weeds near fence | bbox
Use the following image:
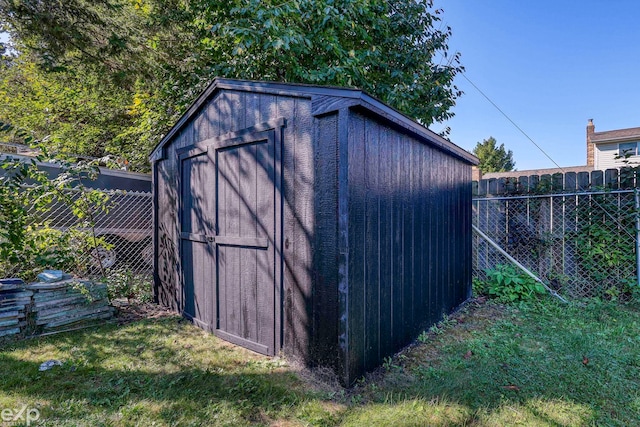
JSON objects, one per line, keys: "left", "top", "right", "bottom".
{"left": 483, "top": 264, "right": 546, "bottom": 302}
{"left": 474, "top": 169, "right": 640, "bottom": 301}
{"left": 103, "top": 268, "right": 153, "bottom": 302}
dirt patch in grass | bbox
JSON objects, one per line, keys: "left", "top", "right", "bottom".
{"left": 112, "top": 299, "right": 177, "bottom": 324}
{"left": 397, "top": 298, "right": 511, "bottom": 369}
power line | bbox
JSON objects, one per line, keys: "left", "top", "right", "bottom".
{"left": 386, "top": 2, "right": 637, "bottom": 275}
{"left": 460, "top": 72, "right": 564, "bottom": 172}
{"left": 461, "top": 71, "right": 635, "bottom": 240}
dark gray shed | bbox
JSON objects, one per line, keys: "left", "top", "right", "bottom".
{"left": 149, "top": 78, "right": 479, "bottom": 385}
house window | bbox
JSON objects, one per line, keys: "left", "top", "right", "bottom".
{"left": 619, "top": 142, "right": 639, "bottom": 157}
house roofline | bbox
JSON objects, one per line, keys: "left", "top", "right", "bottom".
{"left": 591, "top": 135, "right": 640, "bottom": 144}
{"left": 591, "top": 126, "right": 640, "bottom": 144}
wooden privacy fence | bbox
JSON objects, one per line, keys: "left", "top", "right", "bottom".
{"left": 474, "top": 167, "right": 640, "bottom": 196}
{"left": 473, "top": 168, "right": 640, "bottom": 299}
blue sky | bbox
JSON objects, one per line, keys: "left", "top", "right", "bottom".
{"left": 434, "top": 0, "right": 640, "bottom": 170}
{"left": 2, "top": 4, "right": 637, "bottom": 172}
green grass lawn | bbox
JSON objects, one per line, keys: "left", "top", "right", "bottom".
{"left": 1, "top": 299, "right": 639, "bottom": 426}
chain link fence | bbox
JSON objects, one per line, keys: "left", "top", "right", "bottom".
{"left": 2, "top": 187, "right": 152, "bottom": 281}
{"left": 473, "top": 190, "right": 639, "bottom": 299}
{"left": 7, "top": 170, "right": 639, "bottom": 301}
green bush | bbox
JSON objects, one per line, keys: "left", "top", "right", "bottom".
{"left": 0, "top": 224, "right": 70, "bottom": 281}
{"left": 484, "top": 264, "right": 546, "bottom": 302}
{"left": 0, "top": 142, "right": 115, "bottom": 280}
{"left": 103, "top": 268, "right": 153, "bottom": 302}
{"left": 472, "top": 277, "right": 488, "bottom": 297}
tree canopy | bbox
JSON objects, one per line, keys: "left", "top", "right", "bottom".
{"left": 473, "top": 137, "right": 515, "bottom": 173}
{"left": 0, "top": 0, "right": 463, "bottom": 171}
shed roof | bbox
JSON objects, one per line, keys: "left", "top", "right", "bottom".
{"left": 149, "top": 78, "right": 478, "bottom": 165}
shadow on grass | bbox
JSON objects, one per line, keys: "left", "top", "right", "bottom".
{"left": 0, "top": 317, "right": 337, "bottom": 426}
{"left": 342, "top": 300, "right": 640, "bottom": 426}
{"left": 0, "top": 356, "right": 304, "bottom": 424}
{"left": 1, "top": 302, "right": 639, "bottom": 426}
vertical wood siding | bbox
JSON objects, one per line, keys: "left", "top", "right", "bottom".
{"left": 155, "top": 90, "right": 315, "bottom": 360}
{"left": 179, "top": 153, "right": 215, "bottom": 328}
{"left": 311, "top": 113, "right": 340, "bottom": 368}
{"left": 154, "top": 87, "right": 473, "bottom": 386}
{"left": 155, "top": 128, "right": 191, "bottom": 313}
{"left": 345, "top": 110, "right": 472, "bottom": 384}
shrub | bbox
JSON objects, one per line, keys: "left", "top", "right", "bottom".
{"left": 484, "top": 264, "right": 546, "bottom": 302}
{"left": 103, "top": 268, "right": 153, "bottom": 302}
{"left": 0, "top": 144, "right": 115, "bottom": 280}
{"left": 472, "top": 277, "right": 488, "bottom": 297}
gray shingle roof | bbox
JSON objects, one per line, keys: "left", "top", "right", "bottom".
{"left": 591, "top": 127, "right": 640, "bottom": 143}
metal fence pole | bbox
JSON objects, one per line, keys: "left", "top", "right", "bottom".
{"left": 635, "top": 187, "right": 640, "bottom": 289}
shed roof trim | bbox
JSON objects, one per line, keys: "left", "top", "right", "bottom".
{"left": 149, "top": 78, "right": 478, "bottom": 165}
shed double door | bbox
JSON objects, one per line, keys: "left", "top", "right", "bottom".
{"left": 179, "top": 125, "right": 282, "bottom": 356}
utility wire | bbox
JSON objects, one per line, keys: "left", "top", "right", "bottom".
{"left": 461, "top": 71, "right": 636, "bottom": 240}
{"left": 460, "top": 72, "right": 564, "bottom": 171}
{"left": 387, "top": 2, "right": 637, "bottom": 288}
